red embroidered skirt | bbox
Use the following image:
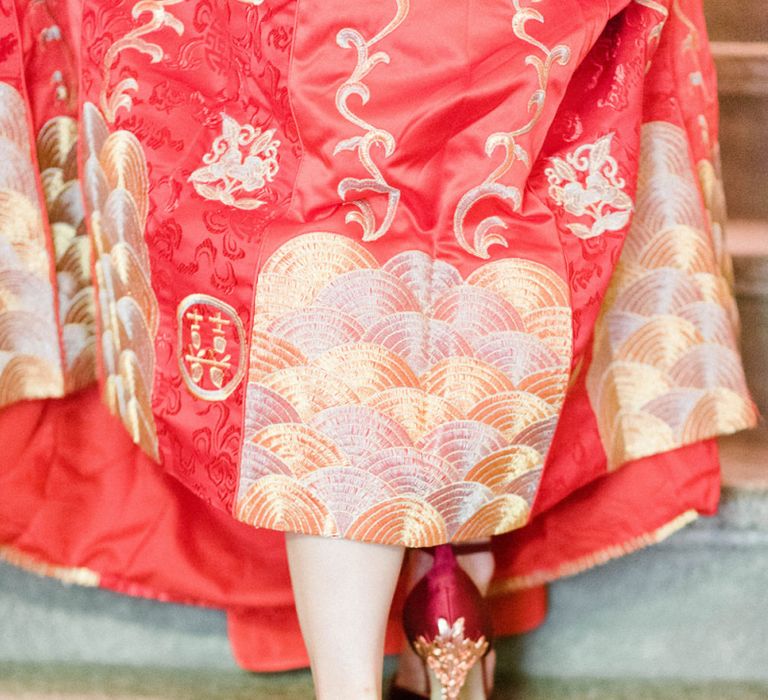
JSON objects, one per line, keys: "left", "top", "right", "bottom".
{"left": 0, "top": 0, "right": 757, "bottom": 670}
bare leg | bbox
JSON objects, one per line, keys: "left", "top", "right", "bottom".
{"left": 285, "top": 533, "right": 406, "bottom": 700}
{"left": 393, "top": 543, "right": 496, "bottom": 699}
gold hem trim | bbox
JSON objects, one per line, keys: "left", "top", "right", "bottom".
{"left": 488, "top": 508, "right": 699, "bottom": 597}
{"left": 0, "top": 544, "right": 100, "bottom": 587}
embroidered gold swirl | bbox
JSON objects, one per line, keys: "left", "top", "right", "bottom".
{"left": 100, "top": 0, "right": 184, "bottom": 123}
{"left": 0, "top": 83, "right": 64, "bottom": 407}
{"left": 333, "top": 0, "right": 409, "bottom": 241}
{"left": 453, "top": 0, "right": 571, "bottom": 259}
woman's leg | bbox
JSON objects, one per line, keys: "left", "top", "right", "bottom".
{"left": 285, "top": 533, "right": 406, "bottom": 700}
{"left": 393, "top": 544, "right": 497, "bottom": 699}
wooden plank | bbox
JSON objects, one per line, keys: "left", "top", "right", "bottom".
{"left": 718, "top": 93, "right": 768, "bottom": 220}
{"left": 727, "top": 219, "right": 768, "bottom": 258}
{"left": 704, "top": 0, "right": 768, "bottom": 43}
{"left": 713, "top": 42, "right": 768, "bottom": 96}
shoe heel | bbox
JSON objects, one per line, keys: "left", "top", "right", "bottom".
{"left": 412, "top": 618, "right": 489, "bottom": 700}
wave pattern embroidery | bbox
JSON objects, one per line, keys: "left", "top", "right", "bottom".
{"left": 238, "top": 233, "right": 572, "bottom": 546}
{"left": 333, "top": 0, "right": 409, "bottom": 241}
{"left": 545, "top": 133, "right": 633, "bottom": 239}
{"left": 586, "top": 121, "right": 757, "bottom": 469}
{"left": 453, "top": 0, "right": 571, "bottom": 259}
{"left": 0, "top": 83, "right": 64, "bottom": 407}
{"left": 37, "top": 116, "right": 97, "bottom": 392}
{"left": 188, "top": 113, "right": 280, "bottom": 209}
{"left": 83, "top": 103, "right": 160, "bottom": 459}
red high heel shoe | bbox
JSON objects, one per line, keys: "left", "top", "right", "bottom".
{"left": 395, "top": 544, "right": 494, "bottom": 700}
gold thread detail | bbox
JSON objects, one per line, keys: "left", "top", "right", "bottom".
{"left": 0, "top": 82, "right": 64, "bottom": 407}
{"left": 453, "top": 0, "right": 571, "bottom": 258}
{"left": 545, "top": 133, "right": 634, "bottom": 239}
{"left": 333, "top": 0, "right": 409, "bottom": 240}
{"left": 0, "top": 545, "right": 100, "bottom": 587}
{"left": 586, "top": 122, "right": 756, "bottom": 469}
{"left": 239, "top": 233, "right": 572, "bottom": 546}
{"left": 37, "top": 115, "right": 97, "bottom": 392}
{"left": 100, "top": 0, "right": 184, "bottom": 123}
{"left": 188, "top": 113, "right": 280, "bottom": 210}
{"left": 177, "top": 293, "right": 247, "bottom": 401}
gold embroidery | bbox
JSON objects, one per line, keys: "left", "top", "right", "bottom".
{"left": 100, "top": 0, "right": 184, "bottom": 123}
{"left": 177, "top": 293, "right": 247, "bottom": 401}
{"left": 0, "top": 545, "right": 100, "bottom": 588}
{"left": 239, "top": 233, "right": 572, "bottom": 546}
{"left": 634, "top": 0, "right": 669, "bottom": 62}
{"left": 0, "top": 82, "right": 64, "bottom": 407}
{"left": 37, "top": 116, "right": 97, "bottom": 392}
{"left": 453, "top": 0, "right": 571, "bottom": 259}
{"left": 188, "top": 114, "right": 280, "bottom": 209}
{"left": 586, "top": 122, "right": 756, "bottom": 469}
{"left": 333, "top": 0, "right": 409, "bottom": 240}
{"left": 84, "top": 102, "right": 159, "bottom": 459}
{"left": 545, "top": 133, "right": 634, "bottom": 239}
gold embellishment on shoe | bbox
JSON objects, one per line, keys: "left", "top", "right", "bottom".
{"left": 412, "top": 617, "right": 489, "bottom": 700}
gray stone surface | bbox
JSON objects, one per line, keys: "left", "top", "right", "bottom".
{"left": 1, "top": 663, "right": 768, "bottom": 700}
{"left": 0, "top": 564, "right": 235, "bottom": 670}
{"left": 1, "top": 496, "right": 768, "bottom": 683}
{"left": 498, "top": 520, "right": 768, "bottom": 681}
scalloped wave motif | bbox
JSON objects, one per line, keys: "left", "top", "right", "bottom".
{"left": 37, "top": 115, "right": 97, "bottom": 392}
{"left": 0, "top": 83, "right": 64, "bottom": 407}
{"left": 83, "top": 102, "right": 159, "bottom": 459}
{"left": 238, "top": 231, "right": 572, "bottom": 545}
{"left": 587, "top": 121, "right": 757, "bottom": 469}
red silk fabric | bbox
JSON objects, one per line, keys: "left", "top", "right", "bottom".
{"left": 0, "top": 0, "right": 754, "bottom": 670}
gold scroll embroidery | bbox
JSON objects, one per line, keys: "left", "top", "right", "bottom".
{"left": 453, "top": 0, "right": 571, "bottom": 259}
{"left": 188, "top": 114, "right": 280, "bottom": 209}
{"left": 545, "top": 133, "right": 634, "bottom": 239}
{"left": 99, "top": 0, "right": 184, "bottom": 123}
{"left": 333, "top": 0, "right": 409, "bottom": 241}
{"left": 0, "top": 82, "right": 64, "bottom": 407}
{"left": 586, "top": 121, "right": 757, "bottom": 469}
{"left": 238, "top": 232, "right": 572, "bottom": 546}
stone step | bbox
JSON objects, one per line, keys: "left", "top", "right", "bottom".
{"left": 729, "top": 221, "right": 768, "bottom": 416}
{"left": 1, "top": 664, "right": 767, "bottom": 700}
{"left": 0, "top": 474, "right": 766, "bottom": 684}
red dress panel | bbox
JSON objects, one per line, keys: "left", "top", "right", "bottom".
{"left": 0, "top": 0, "right": 756, "bottom": 669}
